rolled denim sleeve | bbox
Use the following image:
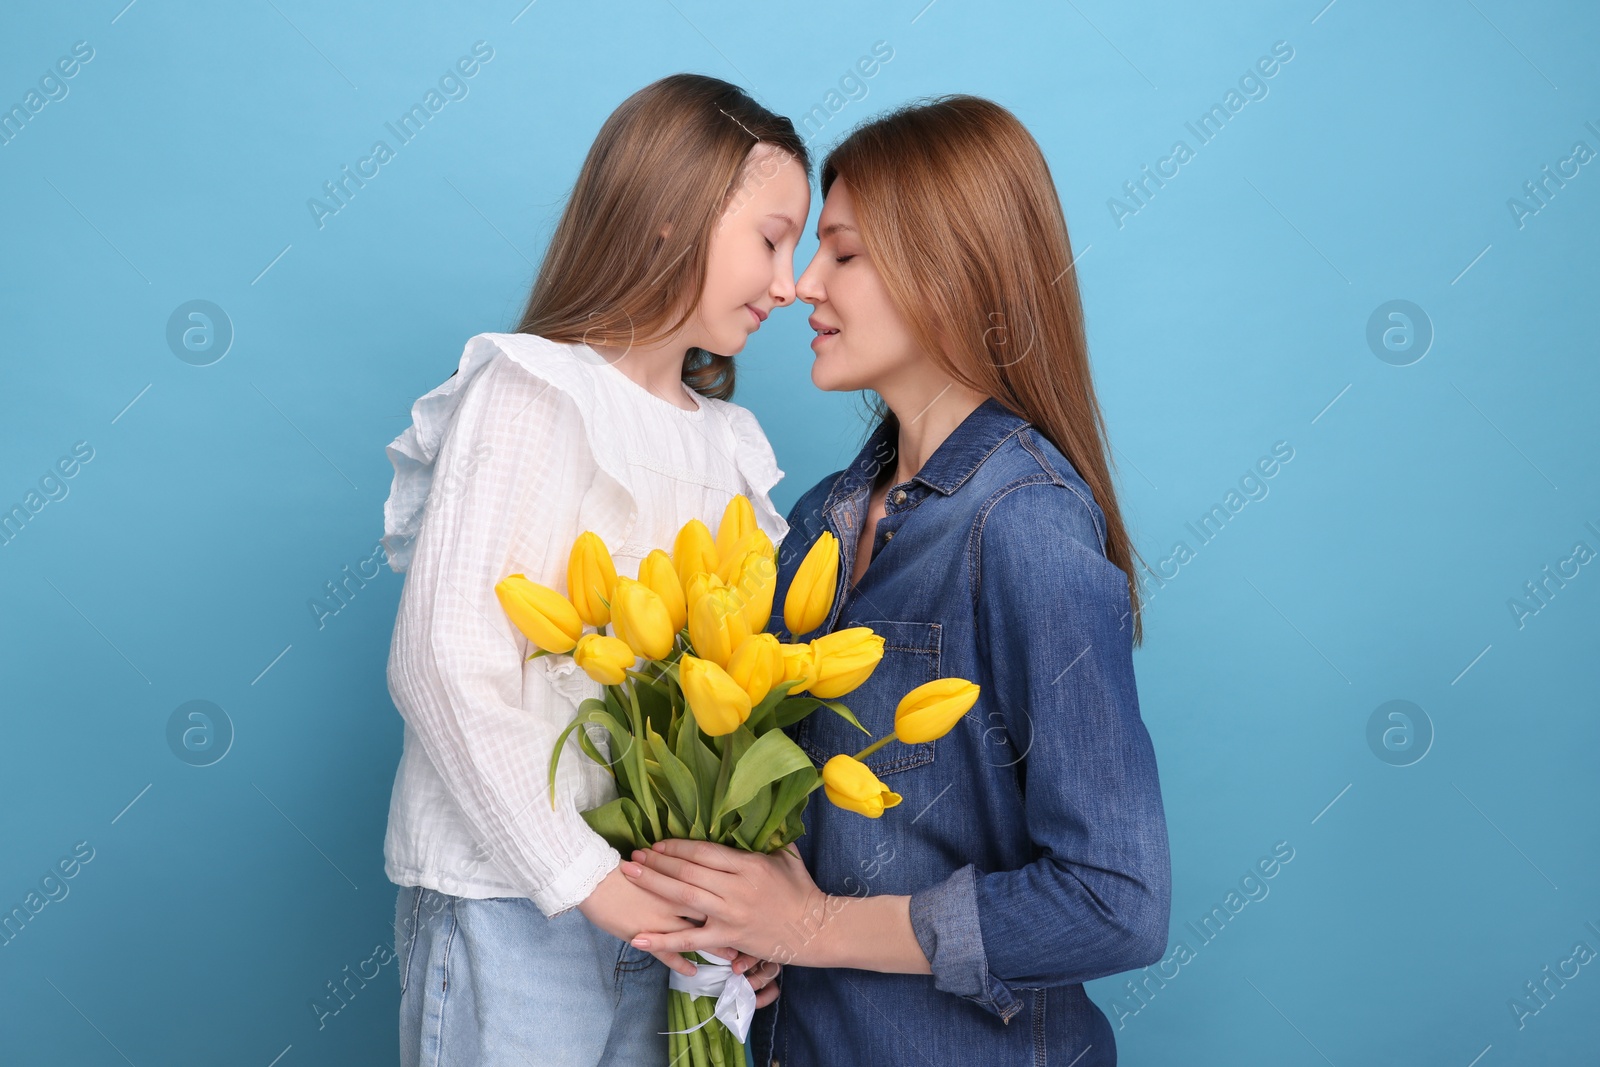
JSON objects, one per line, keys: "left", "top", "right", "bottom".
{"left": 910, "top": 479, "right": 1171, "bottom": 1015}
{"left": 909, "top": 863, "right": 1025, "bottom": 1020}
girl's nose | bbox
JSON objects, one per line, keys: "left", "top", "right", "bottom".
{"left": 771, "top": 270, "right": 796, "bottom": 307}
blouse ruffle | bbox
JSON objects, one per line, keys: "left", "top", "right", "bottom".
{"left": 381, "top": 331, "right": 788, "bottom": 574}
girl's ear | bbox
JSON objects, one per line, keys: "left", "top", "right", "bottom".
{"left": 659, "top": 221, "right": 674, "bottom": 240}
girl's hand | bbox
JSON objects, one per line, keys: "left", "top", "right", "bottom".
{"left": 620, "top": 840, "right": 833, "bottom": 967}
{"left": 577, "top": 864, "right": 709, "bottom": 977}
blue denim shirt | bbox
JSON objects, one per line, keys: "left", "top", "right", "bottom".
{"left": 751, "top": 397, "right": 1171, "bottom": 1067}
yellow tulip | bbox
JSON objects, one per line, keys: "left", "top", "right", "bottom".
{"left": 778, "top": 642, "right": 818, "bottom": 695}
{"left": 821, "top": 755, "right": 902, "bottom": 818}
{"left": 494, "top": 574, "right": 584, "bottom": 654}
{"left": 716, "top": 494, "right": 756, "bottom": 560}
{"left": 679, "top": 654, "right": 751, "bottom": 736}
{"left": 895, "top": 677, "right": 982, "bottom": 744}
{"left": 715, "top": 529, "right": 775, "bottom": 582}
{"left": 727, "top": 551, "right": 777, "bottom": 633}
{"left": 725, "top": 632, "right": 783, "bottom": 705}
{"left": 686, "top": 586, "right": 751, "bottom": 668}
{"left": 610, "top": 576, "right": 675, "bottom": 661}
{"left": 672, "top": 518, "right": 719, "bottom": 594}
{"left": 567, "top": 531, "right": 618, "bottom": 627}
{"left": 572, "top": 633, "right": 635, "bottom": 686}
{"left": 783, "top": 531, "right": 839, "bottom": 637}
{"left": 638, "top": 549, "right": 687, "bottom": 633}
{"left": 684, "top": 570, "right": 725, "bottom": 606}
{"left": 807, "top": 627, "right": 885, "bottom": 699}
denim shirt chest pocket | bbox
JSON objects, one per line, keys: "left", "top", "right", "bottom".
{"left": 793, "top": 619, "right": 942, "bottom": 775}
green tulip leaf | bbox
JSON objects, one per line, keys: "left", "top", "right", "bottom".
{"left": 627, "top": 670, "right": 676, "bottom": 738}
{"left": 547, "top": 704, "right": 634, "bottom": 807}
{"left": 624, "top": 686, "right": 662, "bottom": 842}
{"left": 772, "top": 696, "right": 823, "bottom": 729}
{"left": 581, "top": 797, "right": 645, "bottom": 854}
{"left": 751, "top": 765, "right": 819, "bottom": 851}
{"left": 647, "top": 724, "right": 700, "bottom": 828}
{"left": 745, "top": 678, "right": 804, "bottom": 734}
{"left": 820, "top": 699, "right": 871, "bottom": 734}
{"left": 709, "top": 726, "right": 756, "bottom": 838}
{"left": 733, "top": 780, "right": 774, "bottom": 848}
{"left": 675, "top": 711, "right": 720, "bottom": 832}
{"left": 664, "top": 803, "right": 689, "bottom": 839}
{"left": 716, "top": 730, "right": 814, "bottom": 820}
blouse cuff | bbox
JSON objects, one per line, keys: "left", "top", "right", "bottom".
{"left": 530, "top": 833, "right": 620, "bottom": 918}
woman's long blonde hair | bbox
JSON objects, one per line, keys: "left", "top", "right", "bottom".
{"left": 823, "top": 96, "right": 1147, "bottom": 645}
{"left": 515, "top": 74, "right": 809, "bottom": 401}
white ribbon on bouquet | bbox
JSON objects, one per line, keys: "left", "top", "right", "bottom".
{"left": 661, "top": 950, "right": 758, "bottom": 1043}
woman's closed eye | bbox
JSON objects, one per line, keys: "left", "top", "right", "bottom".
{"left": 835, "top": 254, "right": 856, "bottom": 264}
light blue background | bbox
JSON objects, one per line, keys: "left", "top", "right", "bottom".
{"left": 2, "top": 1, "right": 1596, "bottom": 1064}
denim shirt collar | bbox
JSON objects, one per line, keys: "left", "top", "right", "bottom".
{"left": 825, "top": 396, "right": 1031, "bottom": 513}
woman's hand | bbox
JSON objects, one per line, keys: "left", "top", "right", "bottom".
{"left": 619, "top": 840, "right": 835, "bottom": 967}
{"left": 576, "top": 864, "right": 782, "bottom": 999}
{"left": 625, "top": 840, "right": 934, "bottom": 976}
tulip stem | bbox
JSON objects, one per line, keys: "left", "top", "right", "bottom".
{"left": 851, "top": 734, "right": 896, "bottom": 761}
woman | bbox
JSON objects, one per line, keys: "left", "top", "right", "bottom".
{"left": 622, "top": 96, "right": 1172, "bottom": 1065}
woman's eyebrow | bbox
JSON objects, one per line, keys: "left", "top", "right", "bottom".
{"left": 816, "top": 222, "right": 858, "bottom": 239}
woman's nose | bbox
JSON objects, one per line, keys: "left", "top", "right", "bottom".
{"left": 795, "top": 262, "right": 823, "bottom": 306}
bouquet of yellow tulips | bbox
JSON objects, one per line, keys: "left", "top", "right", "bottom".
{"left": 493, "top": 495, "right": 980, "bottom": 1067}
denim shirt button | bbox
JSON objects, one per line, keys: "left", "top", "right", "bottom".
{"left": 892, "top": 489, "right": 907, "bottom": 504}
{"left": 883, "top": 530, "right": 894, "bottom": 541}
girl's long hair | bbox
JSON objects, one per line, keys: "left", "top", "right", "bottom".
{"left": 823, "top": 96, "right": 1147, "bottom": 645}
{"left": 516, "top": 74, "right": 809, "bottom": 401}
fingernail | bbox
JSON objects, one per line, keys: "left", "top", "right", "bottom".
{"left": 631, "top": 936, "right": 649, "bottom": 947}
{"left": 620, "top": 861, "right": 643, "bottom": 877}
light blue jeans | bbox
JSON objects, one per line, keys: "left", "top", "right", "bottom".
{"left": 395, "top": 884, "right": 668, "bottom": 1066}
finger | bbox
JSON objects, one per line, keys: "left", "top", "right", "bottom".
{"left": 630, "top": 848, "right": 738, "bottom": 897}
{"left": 649, "top": 949, "right": 698, "bottom": 978}
{"left": 620, "top": 858, "right": 724, "bottom": 917}
{"left": 751, "top": 959, "right": 782, "bottom": 990}
{"left": 643, "top": 905, "right": 707, "bottom": 927}
{"left": 631, "top": 926, "right": 722, "bottom": 956}
{"left": 754, "top": 975, "right": 780, "bottom": 1008}
{"left": 650, "top": 838, "right": 749, "bottom": 874}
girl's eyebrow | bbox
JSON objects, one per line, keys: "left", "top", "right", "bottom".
{"left": 765, "top": 212, "right": 798, "bottom": 230}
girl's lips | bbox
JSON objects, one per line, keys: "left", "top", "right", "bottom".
{"left": 746, "top": 305, "right": 766, "bottom": 327}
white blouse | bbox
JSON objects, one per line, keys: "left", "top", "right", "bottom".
{"left": 380, "top": 332, "right": 788, "bottom": 917}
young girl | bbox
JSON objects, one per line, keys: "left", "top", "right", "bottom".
{"left": 622, "top": 97, "right": 1173, "bottom": 1066}
{"left": 379, "top": 74, "right": 804, "bottom": 1065}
